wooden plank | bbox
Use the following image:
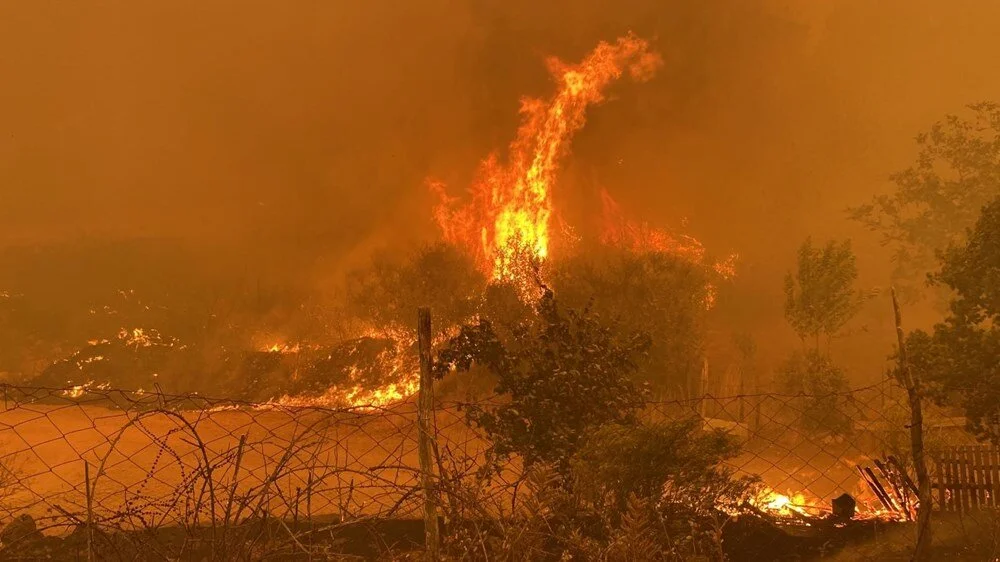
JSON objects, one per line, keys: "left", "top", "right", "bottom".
{"left": 994, "top": 446, "right": 1000, "bottom": 507}
{"left": 941, "top": 448, "right": 949, "bottom": 511}
{"left": 946, "top": 447, "right": 956, "bottom": 512}
{"left": 955, "top": 447, "right": 969, "bottom": 513}
{"left": 989, "top": 447, "right": 999, "bottom": 507}
{"left": 941, "top": 449, "right": 955, "bottom": 511}
{"left": 975, "top": 447, "right": 986, "bottom": 508}
{"left": 993, "top": 446, "right": 1000, "bottom": 507}
{"left": 972, "top": 447, "right": 982, "bottom": 509}
{"left": 934, "top": 456, "right": 945, "bottom": 511}
{"left": 962, "top": 446, "right": 973, "bottom": 513}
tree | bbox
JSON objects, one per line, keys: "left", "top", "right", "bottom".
{"left": 850, "top": 102, "right": 1000, "bottom": 302}
{"left": 776, "top": 350, "right": 852, "bottom": 435}
{"left": 346, "top": 243, "right": 484, "bottom": 332}
{"left": 571, "top": 418, "right": 753, "bottom": 517}
{"left": 783, "top": 238, "right": 864, "bottom": 350}
{"left": 903, "top": 197, "right": 1000, "bottom": 443}
{"left": 434, "top": 288, "right": 649, "bottom": 477}
{"left": 549, "top": 249, "right": 708, "bottom": 396}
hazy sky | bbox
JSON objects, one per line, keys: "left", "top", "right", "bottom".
{"left": 2, "top": 0, "right": 999, "bottom": 369}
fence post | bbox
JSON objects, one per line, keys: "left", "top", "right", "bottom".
{"left": 417, "top": 307, "right": 440, "bottom": 561}
{"left": 84, "top": 460, "right": 94, "bottom": 562}
{"left": 891, "top": 288, "right": 932, "bottom": 560}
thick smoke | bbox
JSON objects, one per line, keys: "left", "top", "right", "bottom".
{"left": 2, "top": 0, "right": 999, "bottom": 380}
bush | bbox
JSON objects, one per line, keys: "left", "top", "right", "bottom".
{"left": 776, "top": 350, "right": 852, "bottom": 436}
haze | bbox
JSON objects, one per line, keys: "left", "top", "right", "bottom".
{"left": 2, "top": 0, "right": 999, "bottom": 377}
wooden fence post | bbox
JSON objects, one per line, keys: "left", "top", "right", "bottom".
{"left": 891, "top": 288, "right": 932, "bottom": 560}
{"left": 417, "top": 307, "right": 440, "bottom": 561}
{"left": 84, "top": 460, "right": 94, "bottom": 562}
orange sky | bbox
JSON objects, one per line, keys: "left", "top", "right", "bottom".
{"left": 2, "top": 0, "right": 998, "bottom": 374}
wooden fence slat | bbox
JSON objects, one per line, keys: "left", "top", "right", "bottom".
{"left": 963, "top": 447, "right": 976, "bottom": 511}
{"left": 970, "top": 447, "right": 983, "bottom": 509}
{"left": 935, "top": 456, "right": 945, "bottom": 511}
{"left": 975, "top": 447, "right": 986, "bottom": 508}
{"left": 946, "top": 447, "right": 956, "bottom": 511}
{"left": 930, "top": 445, "right": 1000, "bottom": 512}
{"left": 961, "top": 446, "right": 971, "bottom": 513}
{"left": 990, "top": 447, "right": 999, "bottom": 507}
{"left": 941, "top": 448, "right": 950, "bottom": 512}
{"left": 994, "top": 446, "right": 1000, "bottom": 507}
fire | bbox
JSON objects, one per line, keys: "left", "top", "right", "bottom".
{"left": 600, "top": 188, "right": 708, "bottom": 263}
{"left": 267, "top": 325, "right": 431, "bottom": 411}
{"left": 262, "top": 342, "right": 302, "bottom": 354}
{"left": 754, "top": 488, "right": 814, "bottom": 518}
{"left": 601, "top": 189, "right": 739, "bottom": 308}
{"left": 431, "top": 34, "right": 661, "bottom": 286}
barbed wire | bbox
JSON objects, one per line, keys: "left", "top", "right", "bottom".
{"left": 0, "top": 381, "right": 992, "bottom": 559}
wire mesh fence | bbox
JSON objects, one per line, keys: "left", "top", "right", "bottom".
{"left": 0, "top": 381, "right": 994, "bottom": 559}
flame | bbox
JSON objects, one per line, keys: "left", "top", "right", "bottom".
{"left": 262, "top": 343, "right": 302, "bottom": 354}
{"left": 62, "top": 380, "right": 111, "bottom": 398}
{"left": 431, "top": 35, "right": 661, "bottom": 288}
{"left": 600, "top": 188, "right": 738, "bottom": 309}
{"left": 754, "top": 488, "right": 814, "bottom": 518}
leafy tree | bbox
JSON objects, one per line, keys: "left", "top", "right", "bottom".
{"left": 783, "top": 238, "right": 864, "bottom": 350}
{"left": 346, "top": 243, "right": 484, "bottom": 332}
{"left": 570, "top": 419, "right": 758, "bottom": 560}
{"left": 572, "top": 418, "right": 753, "bottom": 516}
{"left": 850, "top": 102, "right": 1000, "bottom": 302}
{"left": 776, "top": 350, "right": 852, "bottom": 435}
{"left": 549, "top": 249, "right": 708, "bottom": 396}
{"left": 434, "top": 288, "right": 649, "bottom": 477}
{"left": 902, "top": 197, "right": 1000, "bottom": 443}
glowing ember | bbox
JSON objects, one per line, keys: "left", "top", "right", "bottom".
{"left": 262, "top": 343, "right": 302, "bottom": 354}
{"left": 761, "top": 489, "right": 812, "bottom": 517}
{"left": 62, "top": 380, "right": 111, "bottom": 398}
{"left": 431, "top": 35, "right": 661, "bottom": 287}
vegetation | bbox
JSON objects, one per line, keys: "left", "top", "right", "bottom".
{"left": 551, "top": 249, "right": 709, "bottom": 396}
{"left": 850, "top": 102, "right": 1000, "bottom": 303}
{"left": 346, "top": 243, "right": 485, "bottom": 334}
{"left": 779, "top": 238, "right": 863, "bottom": 435}
{"left": 783, "top": 237, "right": 865, "bottom": 350}
{"left": 902, "top": 196, "right": 1000, "bottom": 443}
{"left": 435, "top": 288, "right": 650, "bottom": 477}
{"left": 775, "top": 349, "right": 852, "bottom": 435}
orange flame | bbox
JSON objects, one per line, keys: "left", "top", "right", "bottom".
{"left": 600, "top": 188, "right": 739, "bottom": 308}
{"left": 431, "top": 35, "right": 661, "bottom": 286}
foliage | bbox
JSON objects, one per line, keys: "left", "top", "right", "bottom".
{"left": 549, "top": 249, "right": 708, "bottom": 395}
{"left": 346, "top": 242, "right": 484, "bottom": 332}
{"left": 441, "top": 419, "right": 756, "bottom": 562}
{"left": 435, "top": 288, "right": 649, "bottom": 476}
{"left": 783, "top": 237, "right": 864, "bottom": 348}
{"left": 850, "top": 102, "right": 1000, "bottom": 302}
{"left": 571, "top": 418, "right": 751, "bottom": 518}
{"left": 776, "top": 350, "right": 852, "bottom": 435}
{"left": 901, "top": 197, "right": 1000, "bottom": 443}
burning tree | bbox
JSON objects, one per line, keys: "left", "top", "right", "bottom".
{"left": 430, "top": 34, "right": 662, "bottom": 289}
